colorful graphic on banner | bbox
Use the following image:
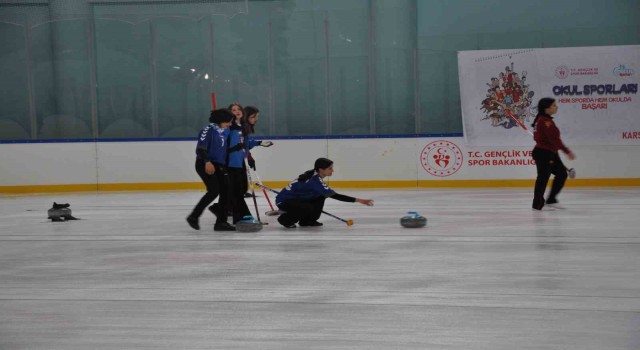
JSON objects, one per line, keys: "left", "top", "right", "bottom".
{"left": 458, "top": 45, "right": 640, "bottom": 146}
{"left": 480, "top": 62, "right": 536, "bottom": 132}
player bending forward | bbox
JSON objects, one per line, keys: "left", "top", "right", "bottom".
{"left": 275, "top": 158, "right": 374, "bottom": 228}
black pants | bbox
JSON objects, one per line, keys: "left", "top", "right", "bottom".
{"left": 532, "top": 147, "right": 567, "bottom": 209}
{"left": 277, "top": 197, "right": 326, "bottom": 226}
{"left": 190, "top": 160, "right": 229, "bottom": 224}
{"left": 227, "top": 167, "right": 251, "bottom": 223}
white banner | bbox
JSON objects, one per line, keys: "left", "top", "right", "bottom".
{"left": 458, "top": 45, "right": 639, "bottom": 146}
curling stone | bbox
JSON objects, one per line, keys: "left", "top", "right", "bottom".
{"left": 567, "top": 168, "right": 576, "bottom": 179}
{"left": 235, "top": 216, "right": 263, "bottom": 232}
{"left": 400, "top": 211, "right": 427, "bottom": 228}
{"left": 47, "top": 202, "right": 78, "bottom": 222}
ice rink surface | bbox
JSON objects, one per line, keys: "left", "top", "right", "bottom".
{"left": 1, "top": 188, "right": 639, "bottom": 349}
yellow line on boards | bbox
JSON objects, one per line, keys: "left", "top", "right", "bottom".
{"left": 0, "top": 184, "right": 99, "bottom": 194}
{"left": 97, "top": 182, "right": 203, "bottom": 191}
{"left": 1, "top": 178, "right": 639, "bottom": 194}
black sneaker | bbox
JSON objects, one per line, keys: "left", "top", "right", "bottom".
{"left": 214, "top": 222, "right": 236, "bottom": 231}
{"left": 186, "top": 216, "right": 200, "bottom": 230}
{"left": 277, "top": 217, "right": 297, "bottom": 228}
{"left": 299, "top": 221, "right": 323, "bottom": 227}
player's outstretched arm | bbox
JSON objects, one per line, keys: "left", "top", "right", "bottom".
{"left": 356, "top": 198, "right": 374, "bottom": 206}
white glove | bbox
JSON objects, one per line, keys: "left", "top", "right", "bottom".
{"left": 260, "top": 141, "right": 274, "bottom": 147}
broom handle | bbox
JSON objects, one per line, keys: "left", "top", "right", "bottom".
{"left": 251, "top": 169, "right": 275, "bottom": 211}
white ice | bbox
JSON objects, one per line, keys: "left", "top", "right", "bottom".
{"left": 1, "top": 188, "right": 639, "bottom": 349}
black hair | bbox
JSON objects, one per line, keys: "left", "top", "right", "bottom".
{"left": 209, "top": 108, "right": 235, "bottom": 124}
{"left": 531, "top": 97, "right": 556, "bottom": 128}
{"left": 242, "top": 105, "right": 260, "bottom": 135}
{"left": 297, "top": 158, "right": 334, "bottom": 181}
{"left": 314, "top": 157, "right": 333, "bottom": 171}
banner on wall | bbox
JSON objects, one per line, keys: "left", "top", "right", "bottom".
{"left": 418, "top": 138, "right": 536, "bottom": 180}
{"left": 458, "top": 45, "right": 639, "bottom": 146}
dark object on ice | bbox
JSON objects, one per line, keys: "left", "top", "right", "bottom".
{"left": 400, "top": 212, "right": 427, "bottom": 228}
{"left": 48, "top": 202, "right": 79, "bottom": 222}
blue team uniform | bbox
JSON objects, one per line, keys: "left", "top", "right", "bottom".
{"left": 275, "top": 174, "right": 336, "bottom": 205}
{"left": 227, "top": 122, "right": 262, "bottom": 168}
{"left": 225, "top": 122, "right": 261, "bottom": 223}
{"left": 195, "top": 123, "right": 229, "bottom": 165}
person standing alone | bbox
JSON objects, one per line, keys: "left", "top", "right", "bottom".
{"left": 531, "top": 97, "right": 576, "bottom": 210}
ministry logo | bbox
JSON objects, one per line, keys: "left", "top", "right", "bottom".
{"left": 555, "top": 65, "right": 569, "bottom": 79}
{"left": 420, "top": 140, "right": 463, "bottom": 177}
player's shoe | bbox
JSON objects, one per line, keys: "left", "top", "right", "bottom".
{"left": 299, "top": 221, "right": 323, "bottom": 227}
{"left": 186, "top": 215, "right": 200, "bottom": 230}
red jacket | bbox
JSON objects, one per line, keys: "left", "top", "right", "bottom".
{"left": 533, "top": 114, "right": 571, "bottom": 154}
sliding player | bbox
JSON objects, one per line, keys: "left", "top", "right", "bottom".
{"left": 275, "top": 158, "right": 374, "bottom": 228}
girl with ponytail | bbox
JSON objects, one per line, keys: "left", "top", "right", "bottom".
{"left": 275, "top": 158, "right": 374, "bottom": 228}
{"left": 531, "top": 98, "right": 576, "bottom": 210}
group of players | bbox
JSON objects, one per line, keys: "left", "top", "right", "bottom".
{"left": 185, "top": 104, "right": 374, "bottom": 231}
{"left": 186, "top": 96, "right": 573, "bottom": 231}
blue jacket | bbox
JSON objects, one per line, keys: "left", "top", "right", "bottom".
{"left": 195, "top": 123, "right": 229, "bottom": 165}
{"left": 227, "top": 122, "right": 261, "bottom": 168}
{"left": 275, "top": 174, "right": 335, "bottom": 205}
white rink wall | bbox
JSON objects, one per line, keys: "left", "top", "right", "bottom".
{"left": 0, "top": 137, "right": 639, "bottom": 191}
